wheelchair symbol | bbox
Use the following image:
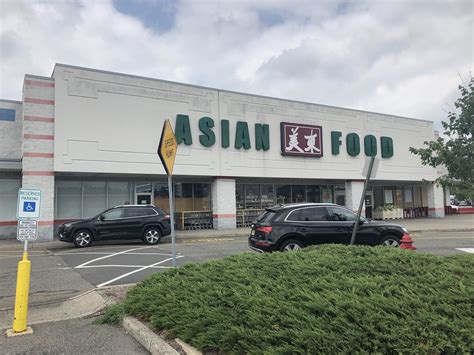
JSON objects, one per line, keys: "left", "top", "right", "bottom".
{"left": 23, "top": 201, "right": 36, "bottom": 212}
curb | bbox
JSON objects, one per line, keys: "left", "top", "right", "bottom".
{"left": 122, "top": 316, "right": 202, "bottom": 355}
{"left": 409, "top": 228, "right": 474, "bottom": 233}
{"left": 0, "top": 289, "right": 109, "bottom": 330}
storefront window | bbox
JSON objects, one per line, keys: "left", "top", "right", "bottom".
{"left": 236, "top": 184, "right": 245, "bottom": 209}
{"left": 421, "top": 186, "right": 428, "bottom": 207}
{"left": 245, "top": 184, "right": 260, "bottom": 209}
{"left": 404, "top": 187, "right": 414, "bottom": 208}
{"left": 373, "top": 186, "right": 384, "bottom": 208}
{"left": 174, "top": 183, "right": 193, "bottom": 211}
{"left": 384, "top": 188, "right": 394, "bottom": 205}
{"left": 334, "top": 186, "right": 345, "bottom": 206}
{"left": 394, "top": 188, "right": 403, "bottom": 208}
{"left": 291, "top": 185, "right": 305, "bottom": 203}
{"left": 83, "top": 182, "right": 107, "bottom": 218}
{"left": 194, "top": 183, "right": 211, "bottom": 210}
{"left": 276, "top": 185, "right": 291, "bottom": 205}
{"left": 306, "top": 185, "right": 321, "bottom": 203}
{"left": 154, "top": 183, "right": 169, "bottom": 212}
{"left": 136, "top": 183, "right": 152, "bottom": 193}
{"left": 0, "top": 180, "right": 21, "bottom": 220}
{"left": 56, "top": 181, "right": 82, "bottom": 219}
{"left": 108, "top": 182, "right": 131, "bottom": 207}
{"left": 261, "top": 184, "right": 275, "bottom": 208}
{"left": 321, "top": 187, "right": 333, "bottom": 203}
{"left": 414, "top": 186, "right": 422, "bottom": 207}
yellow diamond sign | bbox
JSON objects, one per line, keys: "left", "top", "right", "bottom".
{"left": 158, "top": 119, "right": 177, "bottom": 176}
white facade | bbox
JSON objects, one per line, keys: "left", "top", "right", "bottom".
{"left": 52, "top": 65, "right": 437, "bottom": 181}
{"left": 0, "top": 64, "right": 449, "bottom": 241}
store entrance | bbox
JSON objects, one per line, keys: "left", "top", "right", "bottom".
{"left": 135, "top": 183, "right": 153, "bottom": 205}
{"left": 136, "top": 194, "right": 151, "bottom": 205}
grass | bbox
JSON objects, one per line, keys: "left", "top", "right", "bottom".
{"left": 102, "top": 245, "right": 474, "bottom": 353}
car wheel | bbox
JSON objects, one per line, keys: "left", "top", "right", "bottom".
{"left": 73, "top": 230, "right": 92, "bottom": 248}
{"left": 280, "top": 239, "right": 304, "bottom": 252}
{"left": 379, "top": 235, "right": 401, "bottom": 247}
{"left": 143, "top": 227, "right": 162, "bottom": 245}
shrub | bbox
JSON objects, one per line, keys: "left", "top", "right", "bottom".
{"left": 103, "top": 245, "right": 474, "bottom": 353}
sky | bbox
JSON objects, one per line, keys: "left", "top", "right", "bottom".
{"left": 0, "top": 0, "right": 472, "bottom": 131}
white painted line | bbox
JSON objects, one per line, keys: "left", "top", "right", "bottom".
{"left": 75, "top": 246, "right": 150, "bottom": 269}
{"left": 55, "top": 251, "right": 177, "bottom": 257}
{"left": 60, "top": 245, "right": 162, "bottom": 254}
{"left": 455, "top": 248, "right": 474, "bottom": 254}
{"left": 97, "top": 256, "right": 184, "bottom": 288}
{"left": 79, "top": 264, "right": 172, "bottom": 269}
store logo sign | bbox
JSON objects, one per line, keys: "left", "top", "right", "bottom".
{"left": 280, "top": 122, "right": 323, "bottom": 157}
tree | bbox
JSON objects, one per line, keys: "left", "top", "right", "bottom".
{"left": 409, "top": 76, "right": 474, "bottom": 197}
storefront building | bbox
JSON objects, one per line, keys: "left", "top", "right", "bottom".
{"left": 0, "top": 64, "right": 450, "bottom": 240}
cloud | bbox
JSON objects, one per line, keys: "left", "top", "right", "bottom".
{"left": 0, "top": 0, "right": 472, "bottom": 132}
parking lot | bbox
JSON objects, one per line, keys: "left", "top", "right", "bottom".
{"left": 53, "top": 244, "right": 185, "bottom": 287}
{"left": 42, "top": 237, "right": 247, "bottom": 289}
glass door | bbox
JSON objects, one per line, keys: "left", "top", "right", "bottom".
{"left": 135, "top": 183, "right": 152, "bottom": 205}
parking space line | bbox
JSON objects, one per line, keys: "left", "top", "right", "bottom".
{"left": 79, "top": 264, "right": 172, "bottom": 269}
{"left": 456, "top": 248, "right": 474, "bottom": 253}
{"left": 75, "top": 246, "right": 151, "bottom": 269}
{"left": 55, "top": 251, "right": 178, "bottom": 257}
{"left": 97, "top": 255, "right": 184, "bottom": 288}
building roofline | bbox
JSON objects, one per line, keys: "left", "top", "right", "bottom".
{"left": 0, "top": 99, "right": 22, "bottom": 104}
{"left": 53, "top": 63, "right": 433, "bottom": 124}
{"left": 25, "top": 74, "right": 54, "bottom": 81}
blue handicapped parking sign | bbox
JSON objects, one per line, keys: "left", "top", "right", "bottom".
{"left": 23, "top": 201, "right": 36, "bottom": 212}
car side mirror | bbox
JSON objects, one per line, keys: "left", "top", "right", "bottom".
{"left": 99, "top": 215, "right": 105, "bottom": 221}
{"left": 358, "top": 219, "right": 365, "bottom": 226}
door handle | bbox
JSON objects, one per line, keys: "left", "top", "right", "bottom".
{"left": 300, "top": 228, "right": 308, "bottom": 232}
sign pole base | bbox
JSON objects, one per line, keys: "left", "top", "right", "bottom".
{"left": 5, "top": 326, "right": 33, "bottom": 337}
{"left": 11, "top": 247, "right": 31, "bottom": 333}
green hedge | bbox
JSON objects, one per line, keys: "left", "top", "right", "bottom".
{"left": 104, "top": 245, "right": 474, "bottom": 353}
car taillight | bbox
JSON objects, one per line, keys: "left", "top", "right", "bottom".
{"left": 256, "top": 226, "right": 272, "bottom": 237}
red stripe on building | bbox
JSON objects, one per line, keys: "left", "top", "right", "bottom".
{"left": 24, "top": 134, "right": 54, "bottom": 140}
{"left": 0, "top": 221, "right": 17, "bottom": 226}
{"left": 38, "top": 221, "right": 54, "bottom": 226}
{"left": 24, "top": 80, "right": 55, "bottom": 88}
{"left": 24, "top": 152, "right": 54, "bottom": 158}
{"left": 24, "top": 115, "right": 54, "bottom": 123}
{"left": 24, "top": 98, "right": 54, "bottom": 105}
{"left": 212, "top": 214, "right": 237, "bottom": 218}
{"left": 55, "top": 219, "right": 79, "bottom": 224}
{"left": 23, "top": 171, "right": 54, "bottom": 176}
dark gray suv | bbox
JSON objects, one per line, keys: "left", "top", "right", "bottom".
{"left": 248, "top": 203, "right": 410, "bottom": 252}
{"left": 58, "top": 205, "right": 171, "bottom": 247}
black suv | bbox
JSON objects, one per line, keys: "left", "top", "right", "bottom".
{"left": 58, "top": 205, "right": 171, "bottom": 247}
{"left": 248, "top": 203, "right": 410, "bottom": 252}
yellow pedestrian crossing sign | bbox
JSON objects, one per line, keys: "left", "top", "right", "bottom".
{"left": 158, "top": 119, "right": 178, "bottom": 176}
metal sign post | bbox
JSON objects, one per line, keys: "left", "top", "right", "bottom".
{"left": 350, "top": 157, "right": 377, "bottom": 245}
{"left": 8, "top": 189, "right": 41, "bottom": 335}
{"left": 157, "top": 119, "right": 178, "bottom": 268}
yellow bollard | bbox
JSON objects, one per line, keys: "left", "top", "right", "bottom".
{"left": 12, "top": 251, "right": 31, "bottom": 333}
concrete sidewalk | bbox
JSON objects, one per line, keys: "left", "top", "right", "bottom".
{"left": 0, "top": 214, "right": 472, "bottom": 251}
